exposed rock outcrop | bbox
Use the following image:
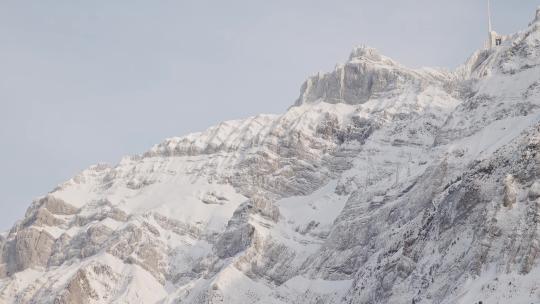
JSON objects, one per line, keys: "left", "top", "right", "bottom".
{"left": 2, "top": 7, "right": 540, "bottom": 304}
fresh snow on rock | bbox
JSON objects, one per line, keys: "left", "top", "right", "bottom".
{"left": 2, "top": 7, "right": 540, "bottom": 304}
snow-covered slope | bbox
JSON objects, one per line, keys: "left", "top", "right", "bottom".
{"left": 1, "top": 7, "right": 540, "bottom": 304}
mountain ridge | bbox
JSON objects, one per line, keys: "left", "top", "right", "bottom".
{"left": 1, "top": 6, "right": 540, "bottom": 304}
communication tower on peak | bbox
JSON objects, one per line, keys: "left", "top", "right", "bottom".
{"left": 486, "top": 0, "right": 504, "bottom": 48}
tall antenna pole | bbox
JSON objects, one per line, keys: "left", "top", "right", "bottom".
{"left": 487, "top": 0, "right": 493, "bottom": 33}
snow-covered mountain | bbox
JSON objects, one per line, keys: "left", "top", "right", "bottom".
{"left": 2, "top": 7, "right": 540, "bottom": 304}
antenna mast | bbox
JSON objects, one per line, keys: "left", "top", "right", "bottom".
{"left": 487, "top": 0, "right": 493, "bottom": 33}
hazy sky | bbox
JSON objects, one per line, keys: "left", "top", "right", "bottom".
{"left": 1, "top": 1, "right": 538, "bottom": 230}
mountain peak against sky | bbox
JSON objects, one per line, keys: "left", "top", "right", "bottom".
{"left": 296, "top": 7, "right": 540, "bottom": 108}
{"left": 294, "top": 44, "right": 453, "bottom": 106}
{"left": 2, "top": 6, "right": 540, "bottom": 304}
{"left": 347, "top": 46, "right": 390, "bottom": 62}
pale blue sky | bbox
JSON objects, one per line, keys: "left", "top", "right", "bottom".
{"left": 1, "top": 1, "right": 538, "bottom": 229}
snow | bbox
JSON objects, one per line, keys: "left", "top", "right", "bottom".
{"left": 279, "top": 276, "right": 352, "bottom": 296}
{"left": 529, "top": 181, "right": 540, "bottom": 199}
{"left": 99, "top": 217, "right": 125, "bottom": 231}
{"left": 276, "top": 180, "right": 348, "bottom": 234}
{"left": 40, "top": 226, "right": 66, "bottom": 239}
{"left": 113, "top": 262, "right": 167, "bottom": 304}
{"left": 447, "top": 112, "right": 540, "bottom": 161}
{"left": 211, "top": 266, "right": 273, "bottom": 303}
{"left": 52, "top": 156, "right": 248, "bottom": 233}
{"left": 448, "top": 266, "right": 540, "bottom": 304}
{"left": 3, "top": 7, "right": 540, "bottom": 303}
{"left": 114, "top": 173, "right": 247, "bottom": 232}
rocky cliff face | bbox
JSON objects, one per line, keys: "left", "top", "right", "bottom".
{"left": 1, "top": 7, "right": 540, "bottom": 304}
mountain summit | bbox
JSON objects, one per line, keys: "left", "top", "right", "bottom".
{"left": 1, "top": 7, "right": 540, "bottom": 304}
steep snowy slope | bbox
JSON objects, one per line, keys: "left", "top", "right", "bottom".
{"left": 1, "top": 7, "right": 540, "bottom": 304}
